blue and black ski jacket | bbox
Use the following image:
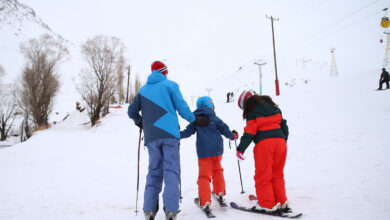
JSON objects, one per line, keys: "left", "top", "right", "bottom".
{"left": 128, "top": 70, "right": 195, "bottom": 145}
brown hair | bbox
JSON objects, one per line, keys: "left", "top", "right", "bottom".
{"left": 242, "top": 95, "right": 278, "bottom": 119}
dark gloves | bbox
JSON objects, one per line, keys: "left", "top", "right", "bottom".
{"left": 194, "top": 116, "right": 210, "bottom": 126}
{"left": 232, "top": 130, "right": 239, "bottom": 140}
{"left": 135, "top": 121, "right": 143, "bottom": 130}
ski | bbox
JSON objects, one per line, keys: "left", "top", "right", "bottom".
{"left": 212, "top": 193, "right": 228, "bottom": 207}
{"left": 194, "top": 198, "right": 216, "bottom": 218}
{"left": 230, "top": 202, "right": 302, "bottom": 218}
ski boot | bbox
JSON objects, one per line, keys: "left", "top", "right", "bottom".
{"left": 215, "top": 192, "right": 226, "bottom": 203}
{"left": 201, "top": 202, "right": 212, "bottom": 212}
{"left": 165, "top": 211, "right": 177, "bottom": 220}
{"left": 144, "top": 211, "right": 157, "bottom": 220}
{"left": 280, "top": 200, "right": 292, "bottom": 213}
{"left": 254, "top": 202, "right": 280, "bottom": 213}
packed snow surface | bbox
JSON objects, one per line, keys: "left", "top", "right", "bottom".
{"left": 0, "top": 70, "right": 390, "bottom": 220}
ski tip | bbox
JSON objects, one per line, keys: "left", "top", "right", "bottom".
{"left": 230, "top": 202, "right": 238, "bottom": 208}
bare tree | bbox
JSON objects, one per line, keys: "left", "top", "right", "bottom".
{"left": 116, "top": 54, "right": 125, "bottom": 104}
{"left": 18, "top": 34, "right": 68, "bottom": 129}
{"left": 78, "top": 35, "right": 125, "bottom": 126}
{"left": 0, "top": 64, "right": 4, "bottom": 76}
{"left": 0, "top": 87, "right": 17, "bottom": 141}
{"left": 0, "top": 64, "right": 4, "bottom": 92}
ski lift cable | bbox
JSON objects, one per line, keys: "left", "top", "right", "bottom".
{"left": 337, "top": 31, "right": 380, "bottom": 49}
{"left": 280, "top": 9, "right": 383, "bottom": 56}
{"left": 278, "top": 0, "right": 381, "bottom": 53}
{"left": 253, "top": 0, "right": 328, "bottom": 32}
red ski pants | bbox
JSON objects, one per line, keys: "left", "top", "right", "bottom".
{"left": 253, "top": 138, "right": 287, "bottom": 209}
{"left": 197, "top": 155, "right": 226, "bottom": 206}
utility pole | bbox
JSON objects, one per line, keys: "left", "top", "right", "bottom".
{"left": 266, "top": 15, "right": 280, "bottom": 96}
{"left": 254, "top": 60, "right": 267, "bottom": 95}
{"left": 126, "top": 65, "right": 131, "bottom": 103}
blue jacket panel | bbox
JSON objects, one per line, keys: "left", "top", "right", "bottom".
{"left": 128, "top": 70, "right": 195, "bottom": 144}
{"left": 181, "top": 105, "right": 234, "bottom": 158}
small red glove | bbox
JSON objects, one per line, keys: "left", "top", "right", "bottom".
{"left": 236, "top": 151, "right": 245, "bottom": 160}
{"left": 232, "top": 130, "right": 239, "bottom": 140}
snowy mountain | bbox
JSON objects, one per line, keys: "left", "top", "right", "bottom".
{"left": 0, "top": 0, "right": 67, "bottom": 82}
{"left": 0, "top": 0, "right": 63, "bottom": 39}
{"left": 0, "top": 69, "right": 389, "bottom": 220}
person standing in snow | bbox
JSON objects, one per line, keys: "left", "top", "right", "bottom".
{"left": 235, "top": 90, "right": 291, "bottom": 213}
{"left": 226, "top": 92, "right": 230, "bottom": 103}
{"left": 128, "top": 61, "right": 210, "bottom": 220}
{"left": 378, "top": 68, "right": 390, "bottom": 90}
{"left": 180, "top": 96, "right": 238, "bottom": 212}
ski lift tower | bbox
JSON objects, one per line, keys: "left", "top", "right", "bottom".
{"left": 383, "top": 32, "right": 390, "bottom": 69}
{"left": 206, "top": 87, "right": 213, "bottom": 96}
{"left": 254, "top": 60, "right": 267, "bottom": 95}
{"left": 381, "top": 8, "right": 390, "bottom": 69}
{"left": 330, "top": 48, "right": 339, "bottom": 77}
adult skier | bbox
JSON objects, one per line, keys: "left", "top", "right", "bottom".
{"left": 235, "top": 90, "right": 291, "bottom": 213}
{"left": 128, "top": 61, "right": 210, "bottom": 220}
{"left": 378, "top": 68, "right": 390, "bottom": 90}
{"left": 180, "top": 96, "right": 238, "bottom": 214}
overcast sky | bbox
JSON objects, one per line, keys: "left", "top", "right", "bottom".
{"left": 17, "top": 0, "right": 390, "bottom": 86}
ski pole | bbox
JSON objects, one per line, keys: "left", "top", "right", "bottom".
{"left": 135, "top": 128, "right": 142, "bottom": 215}
{"left": 179, "top": 143, "right": 183, "bottom": 203}
{"left": 228, "top": 140, "right": 231, "bottom": 149}
{"left": 235, "top": 140, "right": 245, "bottom": 194}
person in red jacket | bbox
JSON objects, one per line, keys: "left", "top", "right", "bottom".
{"left": 236, "top": 90, "right": 291, "bottom": 213}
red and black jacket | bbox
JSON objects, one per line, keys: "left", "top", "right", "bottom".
{"left": 237, "top": 102, "right": 289, "bottom": 154}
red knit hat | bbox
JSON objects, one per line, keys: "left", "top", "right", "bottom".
{"left": 151, "top": 61, "right": 168, "bottom": 75}
{"left": 238, "top": 90, "right": 256, "bottom": 109}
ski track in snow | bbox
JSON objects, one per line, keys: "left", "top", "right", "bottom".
{"left": 1, "top": 71, "right": 390, "bottom": 220}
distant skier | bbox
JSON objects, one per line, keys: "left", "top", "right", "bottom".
{"left": 226, "top": 92, "right": 230, "bottom": 103}
{"left": 180, "top": 96, "right": 238, "bottom": 212}
{"left": 128, "top": 61, "right": 210, "bottom": 220}
{"left": 235, "top": 90, "right": 291, "bottom": 213}
{"left": 378, "top": 68, "right": 390, "bottom": 90}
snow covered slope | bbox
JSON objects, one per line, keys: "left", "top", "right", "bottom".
{"left": 0, "top": 0, "right": 66, "bottom": 81}
{"left": 0, "top": 68, "right": 389, "bottom": 220}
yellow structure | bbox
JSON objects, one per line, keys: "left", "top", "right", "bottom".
{"left": 381, "top": 17, "right": 390, "bottom": 28}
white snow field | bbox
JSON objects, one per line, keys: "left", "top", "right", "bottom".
{"left": 1, "top": 68, "right": 390, "bottom": 220}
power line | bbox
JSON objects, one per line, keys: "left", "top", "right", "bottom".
{"left": 281, "top": 9, "right": 383, "bottom": 55}
{"left": 278, "top": 0, "right": 381, "bottom": 54}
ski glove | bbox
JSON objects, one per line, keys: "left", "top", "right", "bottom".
{"left": 194, "top": 116, "right": 210, "bottom": 126}
{"left": 135, "top": 121, "right": 143, "bottom": 130}
{"left": 236, "top": 151, "right": 245, "bottom": 160}
{"left": 232, "top": 130, "right": 239, "bottom": 140}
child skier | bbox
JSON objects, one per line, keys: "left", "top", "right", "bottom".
{"left": 180, "top": 96, "right": 238, "bottom": 212}
{"left": 236, "top": 90, "right": 291, "bottom": 213}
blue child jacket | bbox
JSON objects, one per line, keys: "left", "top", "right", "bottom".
{"left": 180, "top": 105, "right": 234, "bottom": 158}
{"left": 128, "top": 70, "right": 195, "bottom": 145}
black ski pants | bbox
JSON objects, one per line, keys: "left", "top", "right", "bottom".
{"left": 379, "top": 79, "right": 390, "bottom": 89}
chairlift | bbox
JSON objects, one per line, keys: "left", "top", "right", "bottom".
{"left": 381, "top": 8, "right": 390, "bottom": 28}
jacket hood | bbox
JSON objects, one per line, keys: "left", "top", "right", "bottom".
{"left": 194, "top": 105, "right": 216, "bottom": 117}
{"left": 146, "top": 70, "right": 166, "bottom": 84}
{"left": 252, "top": 101, "right": 280, "bottom": 116}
